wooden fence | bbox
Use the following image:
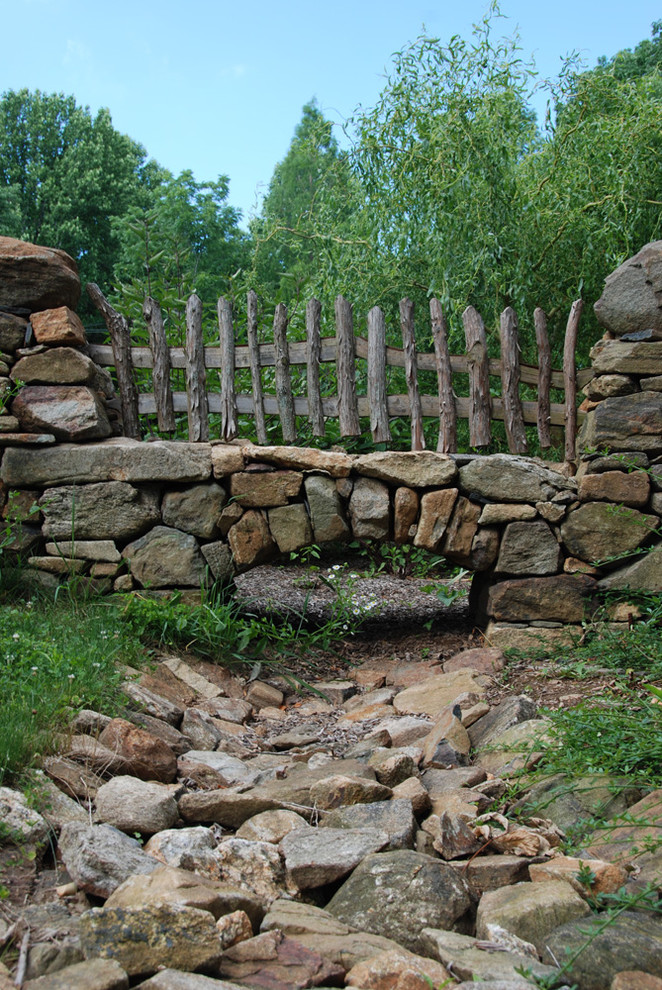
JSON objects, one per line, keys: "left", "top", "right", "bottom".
{"left": 87, "top": 285, "right": 586, "bottom": 461}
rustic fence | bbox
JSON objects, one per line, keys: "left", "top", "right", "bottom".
{"left": 87, "top": 285, "right": 587, "bottom": 461}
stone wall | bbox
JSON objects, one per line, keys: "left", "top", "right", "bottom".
{"left": 1, "top": 236, "right": 661, "bottom": 647}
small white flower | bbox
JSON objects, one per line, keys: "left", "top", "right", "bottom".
{"left": 12, "top": 633, "right": 19, "bottom": 641}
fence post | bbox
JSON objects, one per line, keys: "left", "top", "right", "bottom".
{"left": 217, "top": 297, "right": 238, "bottom": 441}
{"left": 273, "top": 303, "right": 296, "bottom": 443}
{"left": 399, "top": 298, "right": 425, "bottom": 450}
{"left": 462, "top": 306, "right": 491, "bottom": 447}
{"left": 367, "top": 306, "right": 391, "bottom": 443}
{"left": 499, "top": 307, "right": 527, "bottom": 454}
{"left": 246, "top": 290, "right": 268, "bottom": 445}
{"left": 534, "top": 307, "right": 552, "bottom": 449}
{"left": 142, "top": 296, "right": 175, "bottom": 433}
{"left": 335, "top": 295, "right": 361, "bottom": 437}
{"left": 306, "top": 297, "right": 325, "bottom": 437}
{"left": 86, "top": 283, "right": 141, "bottom": 439}
{"left": 563, "top": 299, "right": 583, "bottom": 465}
{"left": 430, "top": 298, "right": 456, "bottom": 453}
{"left": 185, "top": 293, "right": 208, "bottom": 442}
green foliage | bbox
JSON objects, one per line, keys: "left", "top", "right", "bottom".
{"left": 0, "top": 598, "right": 144, "bottom": 784}
{"left": 112, "top": 168, "right": 250, "bottom": 341}
{"left": 0, "top": 89, "right": 147, "bottom": 311}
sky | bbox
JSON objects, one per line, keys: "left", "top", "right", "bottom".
{"left": 1, "top": 0, "right": 660, "bottom": 227}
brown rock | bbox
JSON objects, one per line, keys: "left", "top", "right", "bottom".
{"left": 122, "top": 527, "right": 208, "bottom": 589}
{"left": 578, "top": 470, "right": 650, "bottom": 507}
{"left": 243, "top": 444, "right": 354, "bottom": 477}
{"left": 584, "top": 788, "right": 662, "bottom": 866}
{"left": 0, "top": 311, "right": 27, "bottom": 352}
{"left": 345, "top": 947, "right": 452, "bottom": 989}
{"left": 444, "top": 647, "right": 505, "bottom": 675}
{"left": 355, "top": 451, "right": 458, "bottom": 487}
{"left": 11, "top": 347, "right": 102, "bottom": 386}
{"left": 12, "top": 384, "right": 111, "bottom": 440}
{"left": 0, "top": 237, "right": 80, "bottom": 311}
{"left": 442, "top": 496, "right": 481, "bottom": 566}
{"left": 529, "top": 855, "right": 628, "bottom": 897}
{"left": 309, "top": 774, "right": 392, "bottom": 810}
{"left": 267, "top": 503, "right": 313, "bottom": 554}
{"left": 31, "top": 306, "right": 86, "bottom": 346}
{"left": 611, "top": 973, "right": 662, "bottom": 990}
{"left": 579, "top": 389, "right": 662, "bottom": 453}
{"left": 43, "top": 755, "right": 105, "bottom": 800}
{"left": 21, "top": 957, "right": 129, "bottom": 989}
{"left": 98, "top": 719, "right": 177, "bottom": 783}
{"left": 228, "top": 510, "right": 277, "bottom": 569}
{"left": 584, "top": 373, "right": 637, "bottom": 399}
{"left": 594, "top": 240, "right": 662, "bottom": 335}
{"left": 487, "top": 574, "right": 598, "bottom": 622}
{"left": 66, "top": 735, "right": 129, "bottom": 775}
{"left": 161, "top": 483, "right": 227, "bottom": 539}
{"left": 394, "top": 487, "right": 419, "bottom": 543}
{"left": 219, "top": 930, "right": 344, "bottom": 989}
{"left": 230, "top": 470, "right": 303, "bottom": 507}
{"left": 413, "top": 489, "right": 458, "bottom": 551}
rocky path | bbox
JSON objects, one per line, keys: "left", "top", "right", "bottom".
{"left": 1, "top": 644, "right": 662, "bottom": 990}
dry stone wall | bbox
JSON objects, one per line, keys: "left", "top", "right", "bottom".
{"left": 1, "top": 235, "right": 661, "bottom": 646}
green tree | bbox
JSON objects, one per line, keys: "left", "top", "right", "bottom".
{"left": 112, "top": 167, "right": 250, "bottom": 343}
{"left": 249, "top": 99, "right": 358, "bottom": 313}
{"left": 0, "top": 89, "right": 147, "bottom": 301}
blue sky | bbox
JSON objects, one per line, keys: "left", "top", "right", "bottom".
{"left": 2, "top": 0, "right": 660, "bottom": 226}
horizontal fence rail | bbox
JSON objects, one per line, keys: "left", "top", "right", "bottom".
{"left": 87, "top": 284, "right": 587, "bottom": 459}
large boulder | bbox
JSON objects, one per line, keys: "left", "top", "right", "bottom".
{"left": 12, "top": 385, "right": 112, "bottom": 441}
{"left": 594, "top": 240, "right": 662, "bottom": 336}
{"left": 0, "top": 236, "right": 80, "bottom": 311}
{"left": 41, "top": 481, "right": 160, "bottom": 540}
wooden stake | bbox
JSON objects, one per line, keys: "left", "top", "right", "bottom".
{"left": 335, "top": 295, "right": 361, "bottom": 436}
{"left": 462, "top": 305, "right": 491, "bottom": 448}
{"left": 185, "top": 293, "right": 208, "bottom": 442}
{"left": 273, "top": 303, "right": 296, "bottom": 443}
{"left": 86, "top": 283, "right": 140, "bottom": 439}
{"left": 430, "top": 298, "right": 456, "bottom": 453}
{"left": 142, "top": 295, "right": 175, "bottom": 432}
{"left": 399, "top": 298, "right": 425, "bottom": 450}
{"left": 499, "top": 307, "right": 527, "bottom": 454}
{"left": 306, "top": 297, "right": 325, "bottom": 437}
{"left": 217, "top": 296, "right": 238, "bottom": 441}
{"left": 367, "top": 306, "right": 391, "bottom": 443}
{"left": 534, "top": 307, "right": 552, "bottom": 449}
{"left": 246, "top": 290, "right": 267, "bottom": 445}
{"left": 563, "top": 299, "right": 583, "bottom": 465}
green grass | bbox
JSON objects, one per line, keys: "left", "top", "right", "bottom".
{"left": 0, "top": 595, "right": 145, "bottom": 785}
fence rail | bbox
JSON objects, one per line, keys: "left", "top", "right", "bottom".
{"left": 87, "top": 285, "right": 586, "bottom": 460}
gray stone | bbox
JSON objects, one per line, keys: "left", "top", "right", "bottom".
{"left": 94, "top": 777, "right": 179, "bottom": 835}
{"left": 561, "top": 501, "right": 658, "bottom": 564}
{"left": 0, "top": 786, "right": 49, "bottom": 850}
{"left": 326, "top": 849, "right": 472, "bottom": 955}
{"left": 133, "top": 971, "right": 243, "bottom": 989}
{"left": 468, "top": 695, "right": 538, "bottom": 749}
{"left": 79, "top": 904, "right": 222, "bottom": 978}
{"left": 267, "top": 502, "right": 313, "bottom": 554}
{"left": 421, "top": 929, "right": 559, "bottom": 986}
{"left": 244, "top": 444, "right": 353, "bottom": 477}
{"left": 594, "top": 241, "right": 662, "bottom": 335}
{"left": 476, "top": 879, "right": 589, "bottom": 953}
{"left": 45, "top": 540, "right": 120, "bottom": 562}
{"left": 236, "top": 809, "right": 309, "bottom": 844}
{"left": 320, "top": 799, "right": 416, "bottom": 850}
{"left": 13, "top": 385, "right": 111, "bottom": 441}
{"left": 442, "top": 495, "right": 481, "bottom": 567}
{"left": 510, "top": 773, "right": 638, "bottom": 834}
{"left": 543, "top": 912, "right": 662, "bottom": 990}
{"left": 0, "top": 310, "right": 27, "bottom": 352}
{"left": 1, "top": 438, "right": 212, "bottom": 487}
{"left": 22, "top": 957, "right": 129, "bottom": 990}
{"left": 495, "top": 519, "right": 562, "bottom": 576}
{"left": 580, "top": 390, "right": 662, "bottom": 453}
{"left": 200, "top": 540, "right": 234, "bottom": 581}
{"left": 304, "top": 474, "right": 350, "bottom": 543}
{"left": 57, "top": 822, "right": 159, "bottom": 898}
{"left": 29, "top": 771, "right": 89, "bottom": 829}
{"left": 599, "top": 543, "right": 662, "bottom": 593}
{"left": 355, "top": 450, "right": 458, "bottom": 487}
{"left": 584, "top": 373, "right": 638, "bottom": 399}
{"left": 478, "top": 503, "right": 537, "bottom": 525}
{"left": 413, "top": 489, "right": 458, "bottom": 552}
{"left": 486, "top": 574, "right": 598, "bottom": 623}
{"left": 349, "top": 476, "right": 390, "bottom": 540}
{"left": 11, "top": 348, "right": 103, "bottom": 387}
{"left": 459, "top": 455, "right": 572, "bottom": 502}
{"left": 161, "top": 483, "right": 227, "bottom": 538}
{"left": 229, "top": 470, "right": 303, "bottom": 507}
{"left": 585, "top": 452, "right": 650, "bottom": 474}
{"left": 178, "top": 750, "right": 259, "bottom": 788}
{"left": 280, "top": 826, "right": 389, "bottom": 888}
{"left": 122, "top": 526, "right": 207, "bottom": 588}
{"left": 41, "top": 481, "right": 160, "bottom": 541}
{"left": 0, "top": 236, "right": 80, "bottom": 311}
{"left": 393, "top": 670, "right": 490, "bottom": 717}
{"left": 209, "top": 837, "right": 290, "bottom": 904}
